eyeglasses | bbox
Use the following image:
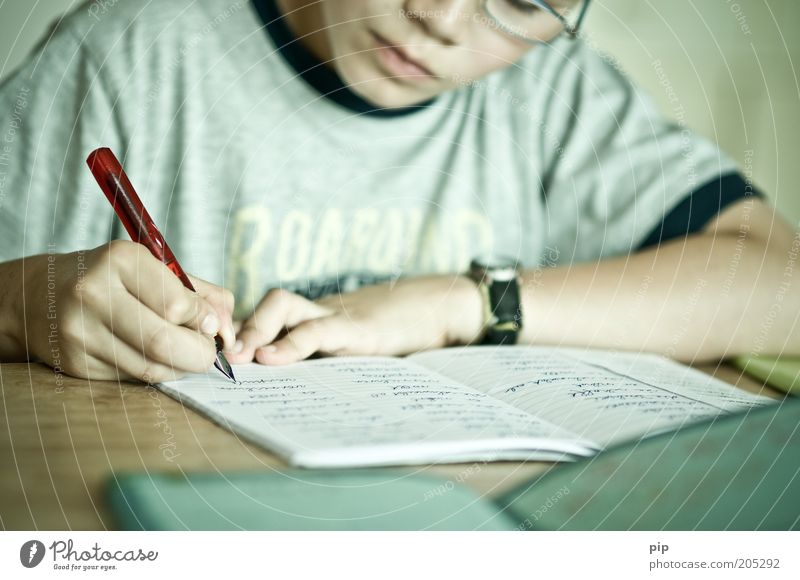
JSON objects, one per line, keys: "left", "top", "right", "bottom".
{"left": 482, "top": 0, "right": 591, "bottom": 43}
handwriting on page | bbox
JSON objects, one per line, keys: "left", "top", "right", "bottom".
{"left": 160, "top": 359, "right": 570, "bottom": 455}
{"left": 411, "top": 347, "right": 770, "bottom": 447}
{"left": 564, "top": 349, "right": 773, "bottom": 408}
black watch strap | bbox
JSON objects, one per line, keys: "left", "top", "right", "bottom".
{"left": 470, "top": 259, "right": 523, "bottom": 345}
{"left": 483, "top": 277, "right": 522, "bottom": 345}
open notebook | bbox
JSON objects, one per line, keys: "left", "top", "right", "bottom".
{"left": 158, "top": 346, "right": 773, "bottom": 468}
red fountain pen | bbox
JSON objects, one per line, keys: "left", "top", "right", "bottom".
{"left": 86, "top": 147, "right": 236, "bottom": 382}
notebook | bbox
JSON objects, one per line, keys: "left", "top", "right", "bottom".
{"left": 108, "top": 396, "right": 800, "bottom": 530}
{"left": 158, "top": 346, "right": 773, "bottom": 468}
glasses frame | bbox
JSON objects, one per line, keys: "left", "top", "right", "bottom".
{"left": 483, "top": 0, "right": 592, "bottom": 43}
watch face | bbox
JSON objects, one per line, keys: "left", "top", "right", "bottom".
{"left": 470, "top": 257, "right": 519, "bottom": 282}
{"left": 488, "top": 266, "right": 518, "bottom": 282}
{"left": 470, "top": 256, "right": 519, "bottom": 269}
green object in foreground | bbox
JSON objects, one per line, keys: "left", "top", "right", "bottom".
{"left": 108, "top": 469, "right": 516, "bottom": 531}
{"left": 733, "top": 355, "right": 800, "bottom": 395}
{"left": 108, "top": 398, "right": 800, "bottom": 530}
{"left": 496, "top": 398, "right": 799, "bottom": 530}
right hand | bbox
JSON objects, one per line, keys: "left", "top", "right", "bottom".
{"left": 24, "top": 240, "right": 236, "bottom": 383}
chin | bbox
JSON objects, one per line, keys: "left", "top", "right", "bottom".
{"left": 350, "top": 79, "right": 435, "bottom": 109}
{"left": 334, "top": 54, "right": 442, "bottom": 110}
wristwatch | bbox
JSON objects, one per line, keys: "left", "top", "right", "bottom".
{"left": 468, "top": 257, "right": 523, "bottom": 345}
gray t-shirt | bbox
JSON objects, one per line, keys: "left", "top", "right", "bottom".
{"left": 0, "top": 0, "right": 738, "bottom": 317}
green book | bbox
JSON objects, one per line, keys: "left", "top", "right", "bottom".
{"left": 734, "top": 355, "right": 800, "bottom": 395}
{"left": 108, "top": 397, "right": 800, "bottom": 530}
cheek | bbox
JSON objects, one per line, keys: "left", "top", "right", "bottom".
{"left": 448, "top": 35, "right": 532, "bottom": 83}
{"left": 319, "top": 1, "right": 376, "bottom": 63}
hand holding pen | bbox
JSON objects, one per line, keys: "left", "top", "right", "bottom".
{"left": 14, "top": 147, "right": 235, "bottom": 383}
{"left": 85, "top": 147, "right": 236, "bottom": 381}
{"left": 17, "top": 234, "right": 237, "bottom": 383}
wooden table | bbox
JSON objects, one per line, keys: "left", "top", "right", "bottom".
{"left": 0, "top": 361, "right": 782, "bottom": 530}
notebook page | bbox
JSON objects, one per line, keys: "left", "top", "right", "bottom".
{"left": 410, "top": 346, "right": 773, "bottom": 447}
{"left": 557, "top": 347, "right": 774, "bottom": 408}
{"left": 158, "top": 357, "right": 592, "bottom": 467}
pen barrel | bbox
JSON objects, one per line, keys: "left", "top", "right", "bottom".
{"left": 86, "top": 148, "right": 195, "bottom": 291}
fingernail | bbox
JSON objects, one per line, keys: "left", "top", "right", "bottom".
{"left": 262, "top": 345, "right": 277, "bottom": 353}
{"left": 201, "top": 313, "right": 220, "bottom": 335}
{"left": 233, "top": 340, "right": 243, "bottom": 354}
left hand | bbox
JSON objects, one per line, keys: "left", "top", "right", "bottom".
{"left": 225, "top": 275, "right": 484, "bottom": 365}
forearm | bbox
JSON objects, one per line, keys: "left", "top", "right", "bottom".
{"left": 516, "top": 232, "right": 800, "bottom": 362}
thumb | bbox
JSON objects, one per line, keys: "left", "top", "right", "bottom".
{"left": 227, "top": 289, "right": 332, "bottom": 364}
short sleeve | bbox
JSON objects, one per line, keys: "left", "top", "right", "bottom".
{"left": 637, "top": 172, "right": 765, "bottom": 249}
{"left": 534, "top": 39, "right": 739, "bottom": 263}
{"left": 0, "top": 20, "right": 126, "bottom": 263}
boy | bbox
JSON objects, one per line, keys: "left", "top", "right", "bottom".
{"left": 0, "top": 0, "right": 796, "bottom": 383}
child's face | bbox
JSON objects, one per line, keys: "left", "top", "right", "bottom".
{"left": 317, "top": 0, "right": 542, "bottom": 108}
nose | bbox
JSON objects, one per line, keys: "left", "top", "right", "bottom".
{"left": 403, "top": 0, "right": 474, "bottom": 46}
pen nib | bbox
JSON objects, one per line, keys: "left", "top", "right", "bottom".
{"left": 213, "top": 339, "right": 236, "bottom": 382}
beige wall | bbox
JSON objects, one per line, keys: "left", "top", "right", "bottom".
{"left": 583, "top": 0, "right": 800, "bottom": 224}
{"left": 2, "top": 0, "right": 798, "bottom": 222}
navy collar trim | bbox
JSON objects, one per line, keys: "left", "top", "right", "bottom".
{"left": 252, "top": 0, "right": 434, "bottom": 117}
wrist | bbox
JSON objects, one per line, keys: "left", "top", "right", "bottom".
{"left": 0, "top": 256, "right": 38, "bottom": 361}
{"left": 443, "top": 273, "right": 485, "bottom": 346}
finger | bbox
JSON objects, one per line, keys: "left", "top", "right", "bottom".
{"left": 100, "top": 286, "right": 218, "bottom": 374}
{"left": 57, "top": 315, "right": 131, "bottom": 381}
{"left": 187, "top": 275, "right": 235, "bottom": 314}
{"left": 93, "top": 327, "right": 186, "bottom": 383}
{"left": 187, "top": 274, "right": 236, "bottom": 350}
{"left": 113, "top": 244, "right": 222, "bottom": 338}
{"left": 228, "top": 289, "right": 331, "bottom": 364}
{"left": 255, "top": 316, "right": 352, "bottom": 365}
{"left": 62, "top": 317, "right": 184, "bottom": 383}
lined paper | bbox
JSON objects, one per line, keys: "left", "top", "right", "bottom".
{"left": 158, "top": 347, "right": 772, "bottom": 466}
{"left": 159, "top": 357, "right": 591, "bottom": 467}
{"left": 410, "top": 347, "right": 773, "bottom": 447}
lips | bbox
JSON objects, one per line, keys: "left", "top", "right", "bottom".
{"left": 370, "top": 31, "right": 437, "bottom": 80}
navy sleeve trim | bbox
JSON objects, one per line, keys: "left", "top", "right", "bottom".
{"left": 638, "top": 172, "right": 765, "bottom": 250}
